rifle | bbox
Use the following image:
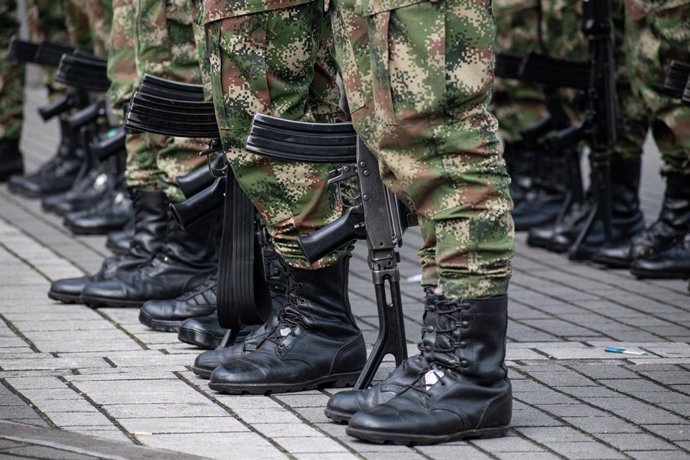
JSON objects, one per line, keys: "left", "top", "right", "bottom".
{"left": 245, "top": 114, "right": 410, "bottom": 390}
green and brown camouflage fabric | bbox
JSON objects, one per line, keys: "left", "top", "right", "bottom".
{"left": 205, "top": 0, "right": 350, "bottom": 269}
{"left": 0, "top": 0, "right": 24, "bottom": 140}
{"left": 624, "top": 0, "right": 690, "bottom": 175}
{"left": 330, "top": 0, "right": 513, "bottom": 298}
{"left": 123, "top": 0, "right": 208, "bottom": 202}
{"left": 493, "top": 0, "right": 546, "bottom": 142}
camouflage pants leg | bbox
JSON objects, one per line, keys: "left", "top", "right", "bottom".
{"left": 0, "top": 0, "right": 24, "bottom": 141}
{"left": 125, "top": 0, "right": 207, "bottom": 202}
{"left": 492, "top": 0, "right": 546, "bottom": 142}
{"left": 624, "top": 0, "right": 690, "bottom": 175}
{"left": 331, "top": 0, "right": 514, "bottom": 299}
{"left": 206, "top": 2, "right": 350, "bottom": 268}
{"left": 66, "top": 0, "right": 113, "bottom": 57}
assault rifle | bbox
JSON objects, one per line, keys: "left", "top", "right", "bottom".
{"left": 125, "top": 75, "right": 275, "bottom": 347}
{"left": 245, "top": 114, "right": 411, "bottom": 389}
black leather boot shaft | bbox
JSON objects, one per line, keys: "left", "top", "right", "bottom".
{"left": 631, "top": 233, "right": 690, "bottom": 279}
{"left": 208, "top": 258, "right": 366, "bottom": 393}
{"left": 0, "top": 138, "right": 23, "bottom": 182}
{"left": 593, "top": 172, "right": 690, "bottom": 268}
{"left": 63, "top": 186, "right": 133, "bottom": 235}
{"left": 80, "top": 204, "right": 218, "bottom": 308}
{"left": 139, "top": 273, "right": 218, "bottom": 332}
{"left": 346, "top": 295, "right": 511, "bottom": 445}
{"left": 8, "top": 119, "right": 82, "bottom": 197}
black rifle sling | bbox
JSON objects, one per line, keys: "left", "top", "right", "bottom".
{"left": 216, "top": 169, "right": 273, "bottom": 336}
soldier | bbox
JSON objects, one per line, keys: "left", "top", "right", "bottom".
{"left": 50, "top": 0, "right": 218, "bottom": 309}
{"left": 526, "top": 0, "right": 646, "bottom": 261}
{"left": 596, "top": 0, "right": 690, "bottom": 280}
{"left": 199, "top": 0, "right": 513, "bottom": 445}
{"left": 190, "top": 0, "right": 367, "bottom": 391}
{"left": 0, "top": 0, "right": 25, "bottom": 182}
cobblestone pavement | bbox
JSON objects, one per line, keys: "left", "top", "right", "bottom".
{"left": 0, "top": 73, "right": 689, "bottom": 460}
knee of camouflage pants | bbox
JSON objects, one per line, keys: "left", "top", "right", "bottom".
{"left": 331, "top": 0, "right": 514, "bottom": 299}
{"left": 205, "top": 2, "right": 351, "bottom": 269}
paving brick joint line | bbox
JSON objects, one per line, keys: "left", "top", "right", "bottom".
{"left": 0, "top": 80, "right": 688, "bottom": 460}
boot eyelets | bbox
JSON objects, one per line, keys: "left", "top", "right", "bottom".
{"left": 459, "top": 341, "right": 468, "bottom": 348}
{"left": 459, "top": 360, "right": 469, "bottom": 368}
{"left": 426, "top": 326, "right": 434, "bottom": 333}
{"left": 460, "top": 320, "right": 469, "bottom": 328}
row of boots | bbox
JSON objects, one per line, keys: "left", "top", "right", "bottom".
{"left": 509, "top": 142, "right": 690, "bottom": 283}
{"left": 44, "top": 178, "right": 513, "bottom": 444}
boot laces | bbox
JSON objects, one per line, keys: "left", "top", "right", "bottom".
{"left": 265, "top": 272, "right": 308, "bottom": 345}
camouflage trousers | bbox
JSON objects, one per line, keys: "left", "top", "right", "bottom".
{"left": 624, "top": 0, "right": 690, "bottom": 175}
{"left": 206, "top": 1, "right": 350, "bottom": 268}
{"left": 492, "top": 0, "right": 546, "bottom": 142}
{"left": 123, "top": 0, "right": 208, "bottom": 202}
{"left": 0, "top": 0, "right": 24, "bottom": 141}
{"left": 330, "top": 0, "right": 513, "bottom": 298}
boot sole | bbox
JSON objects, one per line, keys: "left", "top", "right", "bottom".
{"left": 138, "top": 310, "right": 183, "bottom": 332}
{"left": 209, "top": 371, "right": 361, "bottom": 395}
{"left": 590, "top": 255, "right": 632, "bottom": 269}
{"left": 66, "top": 223, "right": 127, "bottom": 235}
{"left": 346, "top": 424, "right": 509, "bottom": 446}
{"left": 82, "top": 296, "right": 145, "bottom": 308}
{"left": 324, "top": 407, "right": 354, "bottom": 424}
{"left": 47, "top": 291, "right": 83, "bottom": 304}
{"left": 178, "top": 327, "right": 223, "bottom": 350}
{"left": 190, "top": 365, "right": 214, "bottom": 379}
{"left": 630, "top": 268, "right": 690, "bottom": 280}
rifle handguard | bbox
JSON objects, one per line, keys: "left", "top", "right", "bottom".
{"left": 6, "top": 37, "right": 39, "bottom": 63}
{"left": 664, "top": 61, "right": 690, "bottom": 97}
{"left": 35, "top": 42, "right": 78, "bottom": 67}
{"left": 495, "top": 52, "right": 524, "bottom": 80}
{"left": 297, "top": 205, "right": 366, "bottom": 264}
{"left": 169, "top": 177, "right": 226, "bottom": 230}
{"left": 245, "top": 113, "right": 357, "bottom": 163}
{"left": 518, "top": 52, "right": 591, "bottom": 90}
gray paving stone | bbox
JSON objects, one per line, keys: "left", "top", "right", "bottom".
{"left": 544, "top": 441, "right": 627, "bottom": 459}
{"left": 273, "top": 436, "right": 349, "bottom": 454}
{"left": 118, "top": 416, "right": 248, "bottom": 435}
{"left": 596, "top": 433, "right": 678, "bottom": 451}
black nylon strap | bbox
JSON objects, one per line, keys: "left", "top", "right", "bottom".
{"left": 216, "top": 169, "right": 273, "bottom": 332}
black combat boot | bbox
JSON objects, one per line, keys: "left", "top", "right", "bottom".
{"left": 0, "top": 138, "right": 23, "bottom": 182}
{"left": 631, "top": 233, "right": 690, "bottom": 279}
{"left": 47, "top": 190, "right": 169, "bottom": 303}
{"left": 106, "top": 222, "right": 135, "bottom": 255}
{"left": 41, "top": 168, "right": 110, "bottom": 215}
{"left": 139, "top": 273, "right": 217, "bottom": 331}
{"left": 208, "top": 259, "right": 366, "bottom": 394}
{"left": 593, "top": 172, "right": 690, "bottom": 268}
{"left": 178, "top": 314, "right": 228, "bottom": 349}
{"left": 63, "top": 186, "right": 132, "bottom": 234}
{"left": 504, "top": 141, "right": 533, "bottom": 207}
{"left": 80, "top": 207, "right": 218, "bottom": 308}
{"left": 512, "top": 151, "right": 571, "bottom": 231}
{"left": 8, "top": 119, "right": 83, "bottom": 197}
{"left": 346, "top": 295, "right": 511, "bottom": 445}
{"left": 528, "top": 157, "right": 644, "bottom": 259}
